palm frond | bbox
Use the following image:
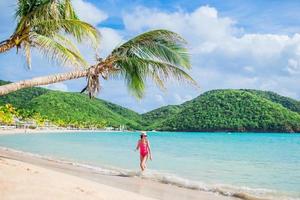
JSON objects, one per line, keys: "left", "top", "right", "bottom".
{"left": 62, "top": 19, "right": 100, "bottom": 49}
{"left": 107, "top": 29, "right": 196, "bottom": 98}
{"left": 33, "top": 19, "right": 100, "bottom": 49}
{"left": 53, "top": 34, "right": 81, "bottom": 55}
{"left": 31, "top": 33, "right": 88, "bottom": 67}
{"left": 62, "top": 0, "right": 78, "bottom": 19}
{"left": 112, "top": 58, "right": 146, "bottom": 98}
{"left": 112, "top": 29, "right": 190, "bottom": 69}
{"left": 15, "top": 0, "right": 61, "bottom": 34}
{"left": 22, "top": 40, "right": 31, "bottom": 69}
{"left": 11, "top": 0, "right": 100, "bottom": 69}
{"left": 112, "top": 55, "right": 196, "bottom": 98}
{"left": 17, "top": 0, "right": 100, "bottom": 47}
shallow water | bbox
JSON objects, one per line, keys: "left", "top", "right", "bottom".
{"left": 0, "top": 132, "right": 299, "bottom": 199}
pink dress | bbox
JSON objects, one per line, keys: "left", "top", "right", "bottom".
{"left": 139, "top": 140, "right": 148, "bottom": 157}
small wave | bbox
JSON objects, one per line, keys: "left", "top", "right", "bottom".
{"left": 1, "top": 147, "right": 299, "bottom": 200}
{"left": 138, "top": 171, "right": 287, "bottom": 200}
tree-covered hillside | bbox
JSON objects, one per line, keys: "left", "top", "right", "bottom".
{"left": 151, "top": 90, "right": 300, "bottom": 132}
{"left": 0, "top": 80, "right": 49, "bottom": 108}
{"left": 141, "top": 105, "right": 181, "bottom": 128}
{"left": 1, "top": 79, "right": 300, "bottom": 132}
{"left": 244, "top": 89, "right": 300, "bottom": 113}
{"left": 0, "top": 81, "right": 142, "bottom": 129}
{"left": 25, "top": 91, "right": 142, "bottom": 129}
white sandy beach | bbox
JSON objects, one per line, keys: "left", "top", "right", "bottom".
{"left": 0, "top": 148, "right": 235, "bottom": 200}
{"left": 0, "top": 157, "right": 159, "bottom": 200}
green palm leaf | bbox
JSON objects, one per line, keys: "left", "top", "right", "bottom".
{"left": 33, "top": 19, "right": 100, "bottom": 49}
{"left": 15, "top": 0, "right": 61, "bottom": 34}
{"left": 32, "top": 33, "right": 88, "bottom": 67}
{"left": 61, "top": 0, "right": 78, "bottom": 19}
{"left": 22, "top": 40, "right": 32, "bottom": 69}
{"left": 112, "top": 29, "right": 190, "bottom": 69}
{"left": 53, "top": 34, "right": 82, "bottom": 55}
{"left": 5, "top": 0, "right": 100, "bottom": 68}
{"left": 106, "top": 29, "right": 197, "bottom": 98}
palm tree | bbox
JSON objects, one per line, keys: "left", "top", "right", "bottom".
{"left": 0, "top": 0, "right": 100, "bottom": 68}
{"left": 0, "top": 30, "right": 197, "bottom": 97}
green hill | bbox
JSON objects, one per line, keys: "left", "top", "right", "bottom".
{"left": 141, "top": 105, "right": 181, "bottom": 128}
{"left": 25, "top": 91, "right": 142, "bottom": 129}
{"left": 0, "top": 80, "right": 49, "bottom": 108}
{"left": 0, "top": 81, "right": 142, "bottom": 129}
{"left": 1, "top": 80, "right": 300, "bottom": 132}
{"left": 150, "top": 90, "right": 300, "bottom": 132}
{"left": 244, "top": 89, "right": 300, "bottom": 113}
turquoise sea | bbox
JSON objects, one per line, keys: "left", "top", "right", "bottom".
{"left": 0, "top": 132, "right": 299, "bottom": 199}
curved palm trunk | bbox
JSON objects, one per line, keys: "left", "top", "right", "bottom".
{"left": 0, "top": 40, "right": 16, "bottom": 53}
{"left": 0, "top": 69, "right": 89, "bottom": 96}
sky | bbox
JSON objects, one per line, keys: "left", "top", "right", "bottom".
{"left": 1, "top": 0, "right": 300, "bottom": 113}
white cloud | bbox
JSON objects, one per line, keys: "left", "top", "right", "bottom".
{"left": 123, "top": 6, "right": 238, "bottom": 46}
{"left": 98, "top": 28, "right": 124, "bottom": 56}
{"left": 73, "top": 0, "right": 108, "bottom": 26}
{"left": 2, "top": 2, "right": 300, "bottom": 113}
{"left": 122, "top": 6, "right": 300, "bottom": 101}
{"left": 286, "top": 58, "right": 300, "bottom": 75}
{"left": 123, "top": 6, "right": 299, "bottom": 63}
{"left": 243, "top": 66, "right": 255, "bottom": 73}
{"left": 173, "top": 93, "right": 193, "bottom": 104}
{"left": 154, "top": 94, "right": 165, "bottom": 104}
{"left": 71, "top": 27, "right": 124, "bottom": 65}
{"left": 42, "top": 83, "right": 69, "bottom": 92}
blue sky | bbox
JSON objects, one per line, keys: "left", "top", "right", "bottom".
{"left": 1, "top": 0, "right": 300, "bottom": 113}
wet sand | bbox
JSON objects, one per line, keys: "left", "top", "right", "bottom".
{"left": 0, "top": 148, "right": 235, "bottom": 200}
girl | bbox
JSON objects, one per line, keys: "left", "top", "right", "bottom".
{"left": 135, "top": 131, "right": 152, "bottom": 171}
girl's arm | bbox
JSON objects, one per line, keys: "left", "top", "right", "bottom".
{"left": 147, "top": 141, "right": 152, "bottom": 160}
{"left": 135, "top": 140, "right": 140, "bottom": 151}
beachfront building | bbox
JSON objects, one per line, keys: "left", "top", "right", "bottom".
{"left": 105, "top": 127, "right": 114, "bottom": 131}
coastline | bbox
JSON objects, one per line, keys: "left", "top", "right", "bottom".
{"left": 0, "top": 127, "right": 124, "bottom": 135}
{"left": 0, "top": 147, "right": 235, "bottom": 200}
{"left": 0, "top": 152, "right": 156, "bottom": 200}
{"left": 1, "top": 127, "right": 299, "bottom": 135}
{"left": 0, "top": 126, "right": 300, "bottom": 135}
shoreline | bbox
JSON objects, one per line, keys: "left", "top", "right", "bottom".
{"left": 1, "top": 127, "right": 299, "bottom": 135}
{"left": 0, "top": 147, "right": 235, "bottom": 200}
{"left": 1, "top": 128, "right": 300, "bottom": 136}
{"left": 0, "top": 127, "right": 126, "bottom": 135}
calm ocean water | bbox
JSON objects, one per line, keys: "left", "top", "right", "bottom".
{"left": 0, "top": 132, "right": 299, "bottom": 199}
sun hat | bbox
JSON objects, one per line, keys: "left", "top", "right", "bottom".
{"left": 140, "top": 131, "right": 147, "bottom": 136}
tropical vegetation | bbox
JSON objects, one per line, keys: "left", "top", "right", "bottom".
{"left": 0, "top": 104, "right": 17, "bottom": 125}
{"left": 1, "top": 81, "right": 300, "bottom": 132}
{"left": 0, "top": 1, "right": 195, "bottom": 99}
{"left": 0, "top": 29, "right": 196, "bottom": 97}
{"left": 1, "top": 1, "right": 299, "bottom": 133}
{"left": 0, "top": 80, "right": 142, "bottom": 129}
{"left": 144, "top": 90, "right": 300, "bottom": 132}
{"left": 0, "top": 0, "right": 99, "bottom": 68}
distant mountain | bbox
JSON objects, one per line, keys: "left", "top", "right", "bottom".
{"left": 146, "top": 90, "right": 300, "bottom": 132}
{"left": 1, "top": 80, "right": 300, "bottom": 132}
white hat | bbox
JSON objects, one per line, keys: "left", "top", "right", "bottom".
{"left": 140, "top": 131, "right": 147, "bottom": 136}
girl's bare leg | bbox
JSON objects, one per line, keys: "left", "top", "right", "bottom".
{"left": 140, "top": 155, "right": 144, "bottom": 171}
{"left": 141, "top": 155, "right": 148, "bottom": 171}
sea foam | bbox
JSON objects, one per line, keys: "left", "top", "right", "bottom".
{"left": 1, "top": 147, "right": 299, "bottom": 200}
